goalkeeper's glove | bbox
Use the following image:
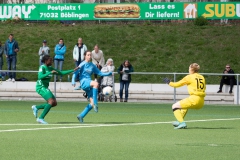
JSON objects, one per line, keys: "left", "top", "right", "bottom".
{"left": 163, "top": 77, "right": 171, "bottom": 84}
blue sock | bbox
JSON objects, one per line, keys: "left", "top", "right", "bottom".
{"left": 79, "top": 104, "right": 92, "bottom": 118}
{"left": 93, "top": 88, "right": 98, "bottom": 106}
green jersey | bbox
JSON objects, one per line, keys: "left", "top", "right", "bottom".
{"left": 36, "top": 65, "right": 73, "bottom": 90}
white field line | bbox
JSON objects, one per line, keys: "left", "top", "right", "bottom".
{"left": 0, "top": 117, "right": 240, "bottom": 133}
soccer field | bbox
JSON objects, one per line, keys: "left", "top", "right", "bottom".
{"left": 0, "top": 101, "right": 240, "bottom": 160}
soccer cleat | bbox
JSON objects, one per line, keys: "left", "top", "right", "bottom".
{"left": 93, "top": 104, "right": 98, "bottom": 113}
{"left": 37, "top": 118, "right": 48, "bottom": 124}
{"left": 83, "top": 92, "right": 87, "bottom": 98}
{"left": 174, "top": 122, "right": 187, "bottom": 129}
{"left": 77, "top": 115, "right": 84, "bottom": 123}
{"left": 172, "top": 121, "right": 180, "bottom": 127}
{"left": 31, "top": 105, "right": 38, "bottom": 118}
{"left": 74, "top": 86, "right": 82, "bottom": 90}
{"left": 217, "top": 90, "right": 222, "bottom": 93}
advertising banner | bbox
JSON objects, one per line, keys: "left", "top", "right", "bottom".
{"left": 198, "top": 2, "right": 240, "bottom": 19}
{"left": 0, "top": 2, "right": 239, "bottom": 20}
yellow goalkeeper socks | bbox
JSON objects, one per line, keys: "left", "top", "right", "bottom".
{"left": 173, "top": 109, "right": 184, "bottom": 122}
{"left": 181, "top": 109, "right": 188, "bottom": 118}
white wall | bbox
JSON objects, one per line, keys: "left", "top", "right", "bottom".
{"left": 1, "top": 81, "right": 238, "bottom": 104}
{"left": 0, "top": 81, "right": 228, "bottom": 92}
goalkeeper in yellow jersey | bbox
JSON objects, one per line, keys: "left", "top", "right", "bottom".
{"left": 163, "top": 63, "right": 206, "bottom": 129}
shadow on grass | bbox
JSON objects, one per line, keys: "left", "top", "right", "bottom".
{"left": 94, "top": 122, "right": 134, "bottom": 124}
{"left": 187, "top": 127, "right": 234, "bottom": 129}
{"left": 56, "top": 122, "right": 134, "bottom": 124}
{"left": 56, "top": 122, "right": 81, "bottom": 124}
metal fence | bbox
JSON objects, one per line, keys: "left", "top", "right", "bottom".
{"left": 1, "top": 70, "right": 240, "bottom": 104}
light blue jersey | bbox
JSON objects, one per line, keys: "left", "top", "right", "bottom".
{"left": 73, "top": 61, "right": 112, "bottom": 121}
{"left": 72, "top": 61, "right": 112, "bottom": 92}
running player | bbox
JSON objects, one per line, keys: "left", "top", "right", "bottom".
{"left": 32, "top": 55, "right": 77, "bottom": 124}
{"left": 163, "top": 63, "right": 206, "bottom": 129}
{"left": 72, "top": 51, "right": 112, "bottom": 123}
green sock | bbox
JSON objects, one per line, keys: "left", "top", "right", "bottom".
{"left": 39, "top": 104, "right": 52, "bottom": 119}
{"left": 36, "top": 104, "right": 47, "bottom": 110}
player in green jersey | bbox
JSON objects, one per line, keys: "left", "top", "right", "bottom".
{"left": 31, "top": 55, "right": 77, "bottom": 124}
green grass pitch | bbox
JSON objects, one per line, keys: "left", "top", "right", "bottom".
{"left": 0, "top": 100, "right": 240, "bottom": 160}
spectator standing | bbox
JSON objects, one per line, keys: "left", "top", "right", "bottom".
{"left": 73, "top": 38, "right": 87, "bottom": 81}
{"left": 92, "top": 44, "right": 105, "bottom": 82}
{"left": 217, "top": 64, "right": 236, "bottom": 94}
{"left": 38, "top": 40, "right": 50, "bottom": 66}
{"left": 4, "top": 34, "right": 19, "bottom": 82}
{"left": 0, "top": 41, "right": 3, "bottom": 71}
{"left": 73, "top": 38, "right": 87, "bottom": 67}
{"left": 117, "top": 60, "right": 134, "bottom": 102}
{"left": 54, "top": 38, "right": 66, "bottom": 81}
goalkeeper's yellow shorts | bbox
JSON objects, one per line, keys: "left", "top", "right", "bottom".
{"left": 180, "top": 95, "right": 204, "bottom": 109}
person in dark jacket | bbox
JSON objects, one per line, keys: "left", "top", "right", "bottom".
{"left": 217, "top": 64, "right": 236, "bottom": 94}
{"left": 0, "top": 41, "right": 4, "bottom": 71}
{"left": 117, "top": 60, "right": 134, "bottom": 102}
{"left": 4, "top": 34, "right": 19, "bottom": 82}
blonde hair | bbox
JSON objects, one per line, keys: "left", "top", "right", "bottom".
{"left": 190, "top": 63, "right": 200, "bottom": 73}
{"left": 106, "top": 58, "right": 113, "bottom": 64}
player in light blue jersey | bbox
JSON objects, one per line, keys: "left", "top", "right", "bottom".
{"left": 72, "top": 50, "right": 112, "bottom": 123}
